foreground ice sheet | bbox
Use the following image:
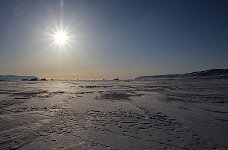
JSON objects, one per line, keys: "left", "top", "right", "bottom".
{"left": 0, "top": 78, "right": 227, "bottom": 150}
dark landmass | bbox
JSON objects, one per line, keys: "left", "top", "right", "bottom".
{"left": 30, "top": 78, "right": 38, "bottom": 81}
{"left": 0, "top": 75, "right": 38, "bottom": 81}
{"left": 135, "top": 69, "right": 228, "bottom": 80}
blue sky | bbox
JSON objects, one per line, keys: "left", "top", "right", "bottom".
{"left": 0, "top": 0, "right": 227, "bottom": 79}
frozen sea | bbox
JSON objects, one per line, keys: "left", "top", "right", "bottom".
{"left": 0, "top": 78, "right": 227, "bottom": 150}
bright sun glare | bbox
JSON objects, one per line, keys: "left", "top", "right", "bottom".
{"left": 53, "top": 30, "right": 68, "bottom": 46}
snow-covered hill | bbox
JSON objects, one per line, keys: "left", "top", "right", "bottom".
{"left": 0, "top": 75, "right": 38, "bottom": 81}
{"left": 135, "top": 69, "right": 228, "bottom": 80}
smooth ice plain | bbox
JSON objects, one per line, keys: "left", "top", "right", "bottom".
{"left": 0, "top": 78, "right": 228, "bottom": 150}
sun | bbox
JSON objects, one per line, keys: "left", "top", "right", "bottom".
{"left": 46, "top": 24, "right": 74, "bottom": 49}
{"left": 53, "top": 30, "right": 68, "bottom": 46}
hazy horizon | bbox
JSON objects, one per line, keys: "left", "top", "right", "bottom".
{"left": 0, "top": 0, "right": 228, "bottom": 79}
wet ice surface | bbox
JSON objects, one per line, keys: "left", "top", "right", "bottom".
{"left": 0, "top": 79, "right": 227, "bottom": 150}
